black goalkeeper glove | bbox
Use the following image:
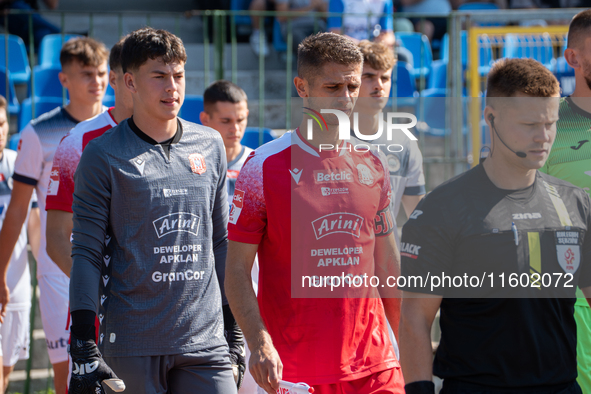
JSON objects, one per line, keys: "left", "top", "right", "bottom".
{"left": 68, "top": 334, "right": 125, "bottom": 394}
{"left": 223, "top": 304, "right": 246, "bottom": 389}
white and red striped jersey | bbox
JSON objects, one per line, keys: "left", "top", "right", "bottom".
{"left": 46, "top": 108, "right": 117, "bottom": 213}
{"left": 228, "top": 129, "right": 398, "bottom": 385}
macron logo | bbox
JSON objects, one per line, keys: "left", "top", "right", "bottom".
{"left": 290, "top": 168, "right": 303, "bottom": 184}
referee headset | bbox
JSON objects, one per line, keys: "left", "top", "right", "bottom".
{"left": 488, "top": 113, "right": 527, "bottom": 158}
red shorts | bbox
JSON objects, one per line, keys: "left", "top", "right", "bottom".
{"left": 312, "top": 367, "right": 405, "bottom": 394}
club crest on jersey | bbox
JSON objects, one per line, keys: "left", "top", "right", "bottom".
{"left": 47, "top": 167, "right": 59, "bottom": 196}
{"left": 189, "top": 153, "right": 206, "bottom": 174}
{"left": 152, "top": 212, "right": 200, "bottom": 238}
{"left": 311, "top": 212, "right": 363, "bottom": 239}
{"left": 388, "top": 155, "right": 401, "bottom": 173}
{"left": 229, "top": 189, "right": 245, "bottom": 225}
{"left": 556, "top": 231, "right": 580, "bottom": 273}
{"left": 357, "top": 164, "right": 375, "bottom": 186}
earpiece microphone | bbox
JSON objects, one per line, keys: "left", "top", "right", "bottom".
{"left": 489, "top": 114, "right": 527, "bottom": 158}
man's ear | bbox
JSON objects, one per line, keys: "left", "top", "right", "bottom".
{"left": 199, "top": 111, "right": 210, "bottom": 126}
{"left": 564, "top": 48, "right": 581, "bottom": 70}
{"left": 294, "top": 76, "right": 308, "bottom": 98}
{"left": 58, "top": 71, "right": 68, "bottom": 89}
{"left": 124, "top": 72, "right": 137, "bottom": 94}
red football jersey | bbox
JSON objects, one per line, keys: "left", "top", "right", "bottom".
{"left": 228, "top": 129, "right": 398, "bottom": 385}
{"left": 46, "top": 109, "right": 117, "bottom": 213}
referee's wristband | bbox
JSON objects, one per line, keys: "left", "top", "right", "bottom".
{"left": 405, "top": 381, "right": 435, "bottom": 394}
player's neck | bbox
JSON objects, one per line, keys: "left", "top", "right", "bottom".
{"left": 226, "top": 144, "right": 242, "bottom": 163}
{"left": 297, "top": 119, "right": 340, "bottom": 149}
{"left": 482, "top": 156, "right": 536, "bottom": 190}
{"left": 110, "top": 103, "right": 133, "bottom": 124}
{"left": 569, "top": 79, "right": 591, "bottom": 113}
{"left": 131, "top": 108, "right": 177, "bottom": 143}
{"left": 63, "top": 100, "right": 103, "bottom": 123}
{"left": 352, "top": 111, "right": 381, "bottom": 137}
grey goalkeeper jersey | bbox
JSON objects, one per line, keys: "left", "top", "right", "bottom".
{"left": 70, "top": 118, "right": 229, "bottom": 357}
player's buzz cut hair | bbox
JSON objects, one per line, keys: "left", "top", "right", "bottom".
{"left": 203, "top": 80, "right": 248, "bottom": 114}
{"left": 568, "top": 9, "right": 591, "bottom": 49}
{"left": 60, "top": 37, "right": 109, "bottom": 69}
{"left": 358, "top": 40, "right": 395, "bottom": 72}
{"left": 120, "top": 27, "right": 187, "bottom": 73}
{"left": 109, "top": 35, "right": 129, "bottom": 72}
{"left": 486, "top": 58, "right": 559, "bottom": 103}
{"left": 297, "top": 32, "right": 363, "bottom": 82}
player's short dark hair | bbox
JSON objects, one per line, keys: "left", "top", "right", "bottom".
{"left": 203, "top": 80, "right": 248, "bottom": 114}
{"left": 358, "top": 40, "right": 395, "bottom": 71}
{"left": 298, "top": 32, "right": 363, "bottom": 82}
{"left": 60, "top": 37, "right": 109, "bottom": 68}
{"left": 568, "top": 9, "right": 591, "bottom": 49}
{"left": 486, "top": 58, "right": 559, "bottom": 102}
{"left": 109, "top": 35, "right": 128, "bottom": 72}
{"left": 121, "top": 27, "right": 187, "bottom": 73}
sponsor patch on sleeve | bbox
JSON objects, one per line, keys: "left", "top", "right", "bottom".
{"left": 47, "top": 166, "right": 60, "bottom": 196}
{"left": 229, "top": 189, "right": 245, "bottom": 225}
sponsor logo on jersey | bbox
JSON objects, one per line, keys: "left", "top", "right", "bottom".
{"left": 133, "top": 158, "right": 145, "bottom": 176}
{"left": 98, "top": 314, "right": 104, "bottom": 324}
{"left": 47, "top": 167, "right": 60, "bottom": 196}
{"left": 17, "top": 139, "right": 22, "bottom": 152}
{"left": 229, "top": 189, "right": 245, "bottom": 224}
{"left": 290, "top": 168, "right": 303, "bottom": 184}
{"left": 556, "top": 231, "right": 580, "bottom": 273}
{"left": 357, "top": 164, "right": 375, "bottom": 186}
{"left": 189, "top": 153, "right": 206, "bottom": 174}
{"left": 388, "top": 155, "right": 401, "bottom": 173}
{"left": 512, "top": 212, "right": 541, "bottom": 220}
{"left": 409, "top": 210, "right": 423, "bottom": 219}
{"left": 314, "top": 169, "right": 353, "bottom": 184}
{"left": 102, "top": 275, "right": 109, "bottom": 287}
{"left": 400, "top": 242, "right": 421, "bottom": 259}
{"left": 100, "top": 295, "right": 107, "bottom": 305}
{"left": 152, "top": 213, "right": 200, "bottom": 238}
{"left": 103, "top": 254, "right": 111, "bottom": 267}
{"left": 311, "top": 212, "right": 363, "bottom": 239}
{"left": 571, "top": 140, "right": 589, "bottom": 150}
{"left": 320, "top": 187, "right": 349, "bottom": 196}
{"left": 163, "top": 189, "right": 188, "bottom": 198}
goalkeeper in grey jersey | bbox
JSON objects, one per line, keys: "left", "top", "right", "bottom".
{"left": 68, "top": 27, "right": 243, "bottom": 394}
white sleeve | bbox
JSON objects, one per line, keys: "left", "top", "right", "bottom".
{"left": 404, "top": 140, "right": 426, "bottom": 195}
{"left": 13, "top": 123, "right": 43, "bottom": 186}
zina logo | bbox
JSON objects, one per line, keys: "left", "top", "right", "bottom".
{"left": 152, "top": 213, "right": 200, "bottom": 238}
{"left": 304, "top": 108, "right": 417, "bottom": 152}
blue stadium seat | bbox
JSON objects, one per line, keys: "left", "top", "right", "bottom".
{"left": 19, "top": 96, "right": 64, "bottom": 132}
{"left": 32, "top": 65, "right": 66, "bottom": 99}
{"left": 230, "top": 0, "right": 252, "bottom": 28}
{"left": 503, "top": 33, "right": 555, "bottom": 70}
{"left": 273, "top": 19, "right": 287, "bottom": 53}
{"left": 38, "top": 34, "right": 83, "bottom": 68}
{"left": 441, "top": 31, "right": 493, "bottom": 76}
{"left": 395, "top": 32, "right": 432, "bottom": 79}
{"left": 428, "top": 60, "right": 447, "bottom": 90}
{"left": 179, "top": 95, "right": 204, "bottom": 124}
{"left": 391, "top": 61, "right": 418, "bottom": 99}
{"left": 458, "top": 2, "right": 499, "bottom": 10}
{"left": 0, "top": 35, "right": 31, "bottom": 84}
{"left": 242, "top": 127, "right": 276, "bottom": 149}
{"left": 0, "top": 67, "right": 19, "bottom": 115}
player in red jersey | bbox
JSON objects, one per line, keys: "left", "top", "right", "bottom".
{"left": 225, "top": 32, "right": 404, "bottom": 394}
{"left": 46, "top": 35, "right": 133, "bottom": 276}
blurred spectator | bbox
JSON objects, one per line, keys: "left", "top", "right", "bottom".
{"left": 249, "top": 0, "right": 327, "bottom": 56}
{"left": 0, "top": 0, "right": 60, "bottom": 52}
{"left": 328, "top": 0, "right": 414, "bottom": 66}
{"left": 450, "top": 0, "right": 506, "bottom": 8}
{"left": 399, "top": 0, "right": 451, "bottom": 42}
